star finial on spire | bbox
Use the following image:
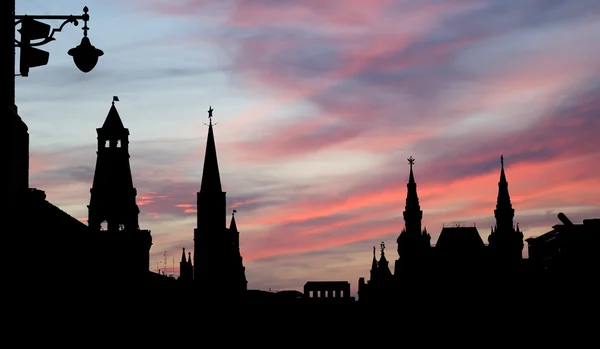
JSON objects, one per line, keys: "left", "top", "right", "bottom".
{"left": 408, "top": 156, "right": 415, "bottom": 168}
{"left": 500, "top": 154, "right": 504, "bottom": 167}
{"left": 380, "top": 241, "right": 385, "bottom": 254}
{"left": 204, "top": 106, "right": 218, "bottom": 127}
{"left": 233, "top": 209, "right": 236, "bottom": 216}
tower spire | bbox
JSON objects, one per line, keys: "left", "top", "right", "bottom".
{"left": 371, "top": 246, "right": 377, "bottom": 268}
{"left": 396, "top": 155, "right": 430, "bottom": 274}
{"left": 230, "top": 209, "right": 238, "bottom": 231}
{"left": 102, "top": 97, "right": 125, "bottom": 131}
{"left": 369, "top": 245, "right": 378, "bottom": 281}
{"left": 494, "top": 154, "right": 514, "bottom": 232}
{"left": 200, "top": 106, "right": 222, "bottom": 193}
{"left": 408, "top": 156, "right": 416, "bottom": 184}
{"left": 403, "top": 156, "right": 422, "bottom": 234}
{"left": 488, "top": 155, "right": 523, "bottom": 261}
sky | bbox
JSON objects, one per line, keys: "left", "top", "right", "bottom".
{"left": 15, "top": 0, "right": 600, "bottom": 292}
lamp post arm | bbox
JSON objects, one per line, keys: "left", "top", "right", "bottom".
{"left": 14, "top": 6, "right": 91, "bottom": 47}
{"left": 14, "top": 17, "right": 81, "bottom": 47}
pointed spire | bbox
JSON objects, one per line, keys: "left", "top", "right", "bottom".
{"left": 200, "top": 105, "right": 222, "bottom": 193}
{"left": 499, "top": 154, "right": 508, "bottom": 184}
{"left": 230, "top": 209, "right": 238, "bottom": 231}
{"left": 403, "top": 156, "right": 423, "bottom": 235}
{"left": 494, "top": 155, "right": 514, "bottom": 231}
{"left": 405, "top": 156, "right": 420, "bottom": 206}
{"left": 101, "top": 96, "right": 125, "bottom": 131}
{"left": 408, "top": 156, "right": 416, "bottom": 184}
{"left": 371, "top": 245, "right": 378, "bottom": 270}
{"left": 181, "top": 247, "right": 186, "bottom": 263}
{"left": 188, "top": 251, "right": 192, "bottom": 263}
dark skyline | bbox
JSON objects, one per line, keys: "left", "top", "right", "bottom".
{"left": 13, "top": 0, "right": 600, "bottom": 293}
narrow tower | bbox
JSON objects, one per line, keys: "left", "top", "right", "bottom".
{"left": 488, "top": 155, "right": 524, "bottom": 263}
{"left": 87, "top": 97, "right": 152, "bottom": 284}
{"left": 193, "top": 106, "right": 247, "bottom": 295}
{"left": 88, "top": 97, "right": 139, "bottom": 231}
{"left": 395, "top": 156, "right": 431, "bottom": 277}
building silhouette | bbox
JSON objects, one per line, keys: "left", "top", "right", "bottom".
{"left": 527, "top": 213, "right": 600, "bottom": 279}
{"left": 358, "top": 155, "right": 527, "bottom": 302}
{"left": 87, "top": 98, "right": 152, "bottom": 285}
{"left": 9, "top": 88, "right": 598, "bottom": 300}
{"left": 179, "top": 247, "right": 193, "bottom": 282}
{"left": 192, "top": 107, "right": 247, "bottom": 296}
{"left": 488, "top": 155, "right": 524, "bottom": 268}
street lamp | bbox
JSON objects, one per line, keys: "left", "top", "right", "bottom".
{"left": 14, "top": 6, "right": 103, "bottom": 77}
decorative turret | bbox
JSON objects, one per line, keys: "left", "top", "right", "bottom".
{"left": 395, "top": 156, "right": 431, "bottom": 278}
{"left": 369, "top": 246, "right": 378, "bottom": 281}
{"left": 179, "top": 247, "right": 193, "bottom": 282}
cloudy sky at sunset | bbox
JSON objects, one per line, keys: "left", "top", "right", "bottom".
{"left": 16, "top": 0, "right": 600, "bottom": 292}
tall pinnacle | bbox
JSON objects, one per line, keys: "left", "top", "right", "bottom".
{"left": 402, "top": 155, "right": 423, "bottom": 237}
{"left": 200, "top": 106, "right": 222, "bottom": 193}
{"left": 494, "top": 155, "right": 514, "bottom": 231}
{"left": 230, "top": 209, "right": 238, "bottom": 231}
{"left": 496, "top": 155, "right": 512, "bottom": 210}
{"left": 371, "top": 245, "right": 377, "bottom": 269}
{"left": 405, "top": 156, "right": 421, "bottom": 211}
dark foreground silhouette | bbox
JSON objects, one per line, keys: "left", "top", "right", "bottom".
{"left": 8, "top": 96, "right": 599, "bottom": 304}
